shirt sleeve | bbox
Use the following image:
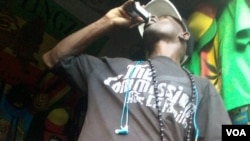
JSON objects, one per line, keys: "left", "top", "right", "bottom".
{"left": 51, "top": 54, "right": 104, "bottom": 94}
{"left": 195, "top": 78, "right": 232, "bottom": 141}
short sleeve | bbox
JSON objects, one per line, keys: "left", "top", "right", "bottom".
{"left": 51, "top": 54, "right": 104, "bottom": 94}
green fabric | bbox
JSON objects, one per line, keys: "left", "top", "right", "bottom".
{"left": 197, "top": 20, "right": 218, "bottom": 52}
{"left": 218, "top": 0, "right": 250, "bottom": 110}
{"left": 235, "top": 0, "right": 250, "bottom": 48}
{"left": 184, "top": 19, "right": 217, "bottom": 75}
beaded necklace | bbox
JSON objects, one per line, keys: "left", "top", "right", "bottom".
{"left": 148, "top": 59, "right": 198, "bottom": 141}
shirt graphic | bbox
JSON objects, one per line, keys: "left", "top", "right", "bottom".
{"left": 104, "top": 63, "right": 196, "bottom": 128}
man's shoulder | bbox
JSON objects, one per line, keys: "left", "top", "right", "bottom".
{"left": 193, "top": 75, "right": 210, "bottom": 84}
{"left": 192, "top": 75, "right": 215, "bottom": 90}
{"left": 192, "top": 75, "right": 220, "bottom": 96}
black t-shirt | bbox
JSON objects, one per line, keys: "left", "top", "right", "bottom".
{"left": 52, "top": 54, "right": 231, "bottom": 141}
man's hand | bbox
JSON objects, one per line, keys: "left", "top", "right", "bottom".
{"left": 104, "top": 0, "right": 144, "bottom": 28}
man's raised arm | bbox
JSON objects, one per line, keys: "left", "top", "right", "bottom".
{"left": 42, "top": 0, "right": 142, "bottom": 68}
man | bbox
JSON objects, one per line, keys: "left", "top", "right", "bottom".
{"left": 42, "top": 0, "right": 231, "bottom": 141}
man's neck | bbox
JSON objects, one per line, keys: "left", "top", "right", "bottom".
{"left": 149, "top": 41, "right": 182, "bottom": 66}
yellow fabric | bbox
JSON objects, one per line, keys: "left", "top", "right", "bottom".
{"left": 188, "top": 12, "right": 214, "bottom": 41}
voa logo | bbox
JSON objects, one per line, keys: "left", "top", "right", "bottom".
{"left": 226, "top": 129, "right": 246, "bottom": 136}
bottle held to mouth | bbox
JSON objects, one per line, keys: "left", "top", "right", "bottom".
{"left": 125, "top": 1, "right": 151, "bottom": 22}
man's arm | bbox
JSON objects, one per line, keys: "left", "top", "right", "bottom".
{"left": 42, "top": 0, "right": 142, "bottom": 68}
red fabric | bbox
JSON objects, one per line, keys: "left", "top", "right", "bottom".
{"left": 45, "top": 119, "right": 64, "bottom": 134}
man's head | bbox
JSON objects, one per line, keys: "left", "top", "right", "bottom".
{"left": 138, "top": 0, "right": 193, "bottom": 64}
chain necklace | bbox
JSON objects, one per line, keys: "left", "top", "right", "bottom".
{"left": 148, "top": 59, "right": 197, "bottom": 141}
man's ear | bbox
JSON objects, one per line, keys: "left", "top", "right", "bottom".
{"left": 178, "top": 31, "right": 190, "bottom": 41}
